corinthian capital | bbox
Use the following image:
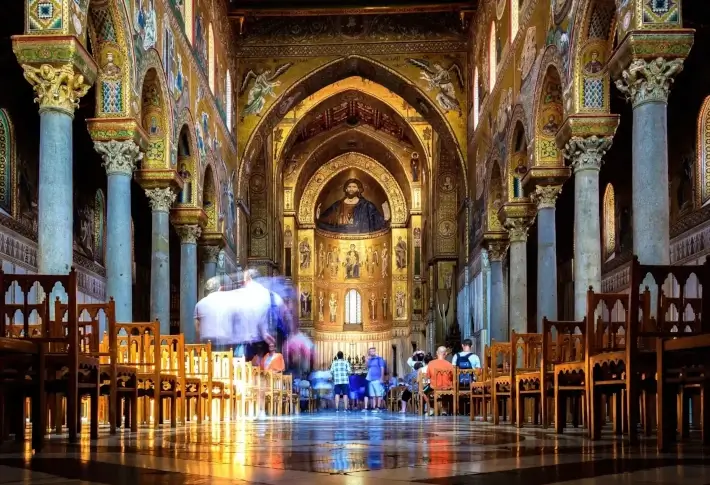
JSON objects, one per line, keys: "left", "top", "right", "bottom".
{"left": 177, "top": 225, "right": 202, "bottom": 244}
{"left": 615, "top": 57, "right": 685, "bottom": 107}
{"left": 485, "top": 240, "right": 509, "bottom": 262}
{"left": 94, "top": 140, "right": 143, "bottom": 176}
{"left": 145, "top": 187, "right": 176, "bottom": 212}
{"left": 504, "top": 217, "right": 533, "bottom": 243}
{"left": 201, "top": 245, "right": 221, "bottom": 262}
{"left": 21, "top": 64, "right": 91, "bottom": 116}
{"left": 563, "top": 136, "right": 613, "bottom": 174}
{"left": 531, "top": 185, "right": 562, "bottom": 210}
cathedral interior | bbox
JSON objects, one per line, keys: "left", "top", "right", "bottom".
{"left": 0, "top": 0, "right": 710, "bottom": 483}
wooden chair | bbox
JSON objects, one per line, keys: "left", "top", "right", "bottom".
{"left": 512, "top": 331, "right": 542, "bottom": 428}
{"left": 455, "top": 368, "right": 475, "bottom": 416}
{"left": 542, "top": 318, "right": 586, "bottom": 432}
{"left": 490, "top": 340, "right": 513, "bottom": 425}
{"left": 470, "top": 346, "right": 491, "bottom": 422}
{"left": 184, "top": 341, "right": 213, "bottom": 423}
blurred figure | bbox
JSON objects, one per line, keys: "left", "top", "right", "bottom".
{"left": 263, "top": 342, "right": 285, "bottom": 372}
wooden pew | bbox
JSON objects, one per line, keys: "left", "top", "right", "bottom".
{"left": 470, "top": 346, "right": 491, "bottom": 422}
{"left": 490, "top": 340, "right": 513, "bottom": 425}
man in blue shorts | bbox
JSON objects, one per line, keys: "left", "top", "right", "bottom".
{"left": 363, "top": 347, "right": 386, "bottom": 412}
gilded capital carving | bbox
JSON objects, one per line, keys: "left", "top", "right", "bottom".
{"left": 145, "top": 187, "right": 176, "bottom": 212}
{"left": 177, "top": 225, "right": 202, "bottom": 244}
{"left": 615, "top": 57, "right": 685, "bottom": 107}
{"left": 485, "top": 241, "right": 509, "bottom": 262}
{"left": 202, "top": 245, "right": 221, "bottom": 262}
{"left": 504, "top": 217, "right": 533, "bottom": 243}
{"left": 94, "top": 140, "right": 142, "bottom": 176}
{"left": 563, "top": 136, "right": 613, "bottom": 174}
{"left": 21, "top": 64, "right": 91, "bottom": 116}
{"left": 531, "top": 185, "right": 562, "bottom": 210}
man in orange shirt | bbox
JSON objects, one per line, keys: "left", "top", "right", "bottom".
{"left": 262, "top": 342, "right": 285, "bottom": 372}
{"left": 423, "top": 346, "right": 454, "bottom": 415}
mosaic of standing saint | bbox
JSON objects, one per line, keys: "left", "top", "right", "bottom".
{"left": 317, "top": 179, "right": 387, "bottom": 234}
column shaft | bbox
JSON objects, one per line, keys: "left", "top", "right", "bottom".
{"left": 180, "top": 242, "right": 198, "bottom": 343}
{"left": 489, "top": 260, "right": 507, "bottom": 342}
{"left": 632, "top": 101, "right": 670, "bottom": 264}
{"left": 38, "top": 111, "right": 73, "bottom": 274}
{"left": 106, "top": 173, "right": 133, "bottom": 322}
{"left": 146, "top": 188, "right": 176, "bottom": 335}
{"left": 508, "top": 240, "right": 527, "bottom": 334}
{"left": 537, "top": 206, "right": 558, "bottom": 327}
{"left": 574, "top": 168, "right": 601, "bottom": 320}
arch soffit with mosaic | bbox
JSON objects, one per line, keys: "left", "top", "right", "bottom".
{"left": 202, "top": 162, "right": 220, "bottom": 231}
{"left": 532, "top": 46, "right": 566, "bottom": 166}
{"left": 503, "top": 103, "right": 531, "bottom": 200}
{"left": 86, "top": 0, "right": 136, "bottom": 118}
{"left": 138, "top": 49, "right": 175, "bottom": 170}
{"left": 290, "top": 128, "right": 414, "bottom": 206}
{"left": 238, "top": 55, "right": 467, "bottom": 200}
{"left": 569, "top": 0, "right": 617, "bottom": 115}
{"left": 275, "top": 81, "right": 429, "bottom": 172}
{"left": 298, "top": 152, "right": 407, "bottom": 227}
{"left": 484, "top": 157, "right": 505, "bottom": 232}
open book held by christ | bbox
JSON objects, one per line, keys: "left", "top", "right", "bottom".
{"left": 317, "top": 178, "right": 388, "bottom": 234}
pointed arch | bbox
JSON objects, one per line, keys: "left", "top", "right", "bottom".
{"left": 489, "top": 22, "right": 497, "bottom": 89}
{"left": 177, "top": 124, "right": 196, "bottom": 205}
{"left": 504, "top": 104, "right": 531, "bottom": 201}
{"left": 184, "top": 0, "right": 194, "bottom": 44}
{"left": 0, "top": 109, "right": 16, "bottom": 217}
{"left": 138, "top": 50, "right": 173, "bottom": 169}
{"left": 603, "top": 183, "right": 615, "bottom": 258}
{"left": 485, "top": 158, "right": 504, "bottom": 232}
{"left": 202, "top": 163, "right": 218, "bottom": 231}
{"left": 696, "top": 96, "right": 710, "bottom": 207}
{"left": 238, "top": 55, "right": 467, "bottom": 200}
{"left": 473, "top": 67, "right": 480, "bottom": 130}
{"left": 344, "top": 289, "right": 362, "bottom": 325}
{"left": 208, "top": 23, "right": 215, "bottom": 93}
{"left": 533, "top": 48, "right": 565, "bottom": 167}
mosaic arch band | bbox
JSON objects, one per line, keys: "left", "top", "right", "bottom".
{"left": 316, "top": 178, "right": 388, "bottom": 234}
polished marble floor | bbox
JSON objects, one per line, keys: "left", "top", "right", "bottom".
{"left": 0, "top": 412, "right": 708, "bottom": 485}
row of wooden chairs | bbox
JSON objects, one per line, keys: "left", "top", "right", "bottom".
{"left": 0, "top": 270, "right": 298, "bottom": 451}
{"left": 469, "top": 257, "right": 710, "bottom": 450}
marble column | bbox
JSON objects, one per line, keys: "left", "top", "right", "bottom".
{"left": 177, "top": 225, "right": 201, "bottom": 343}
{"left": 615, "top": 58, "right": 685, "bottom": 265}
{"left": 94, "top": 140, "right": 142, "bottom": 325}
{"left": 531, "top": 185, "right": 561, "bottom": 330}
{"left": 145, "top": 188, "right": 177, "bottom": 335}
{"left": 486, "top": 240, "right": 509, "bottom": 343}
{"left": 19, "top": 64, "right": 91, "bottom": 274}
{"left": 201, "top": 246, "right": 221, "bottom": 297}
{"left": 505, "top": 220, "right": 532, "bottom": 335}
{"left": 563, "top": 136, "right": 612, "bottom": 320}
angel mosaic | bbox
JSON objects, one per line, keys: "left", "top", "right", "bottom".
{"left": 239, "top": 63, "right": 293, "bottom": 117}
{"left": 407, "top": 59, "right": 464, "bottom": 114}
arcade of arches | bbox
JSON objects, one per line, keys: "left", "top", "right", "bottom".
{"left": 1, "top": 0, "right": 710, "bottom": 483}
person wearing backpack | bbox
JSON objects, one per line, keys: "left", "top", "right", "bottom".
{"left": 452, "top": 339, "right": 481, "bottom": 388}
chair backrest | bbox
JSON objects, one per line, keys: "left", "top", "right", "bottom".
{"left": 113, "top": 321, "right": 161, "bottom": 388}
{"left": 430, "top": 365, "right": 454, "bottom": 390}
{"left": 489, "top": 340, "right": 512, "bottom": 381}
{"left": 542, "top": 317, "right": 586, "bottom": 368}
{"left": 585, "top": 289, "right": 631, "bottom": 358}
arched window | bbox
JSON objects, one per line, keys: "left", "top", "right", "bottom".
{"left": 226, "top": 70, "right": 233, "bottom": 131}
{"left": 489, "top": 22, "right": 497, "bottom": 89}
{"left": 697, "top": 96, "right": 710, "bottom": 206}
{"left": 344, "top": 289, "right": 362, "bottom": 325}
{"left": 0, "top": 109, "right": 15, "bottom": 216}
{"left": 473, "top": 67, "right": 479, "bottom": 130}
{"left": 208, "top": 23, "right": 215, "bottom": 93}
{"left": 184, "top": 0, "right": 193, "bottom": 44}
{"left": 510, "top": 0, "right": 519, "bottom": 40}
{"left": 603, "top": 183, "right": 616, "bottom": 258}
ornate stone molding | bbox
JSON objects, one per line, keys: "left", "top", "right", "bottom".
{"left": 20, "top": 64, "right": 91, "bottom": 116}
{"left": 94, "top": 140, "right": 142, "bottom": 177}
{"left": 486, "top": 240, "right": 509, "bottom": 261}
{"left": 531, "top": 185, "right": 562, "bottom": 210}
{"left": 504, "top": 217, "right": 533, "bottom": 243}
{"left": 201, "top": 245, "right": 221, "bottom": 262}
{"left": 177, "top": 225, "right": 202, "bottom": 244}
{"left": 145, "top": 187, "right": 176, "bottom": 213}
{"left": 563, "top": 136, "right": 613, "bottom": 174}
{"left": 615, "top": 57, "right": 685, "bottom": 107}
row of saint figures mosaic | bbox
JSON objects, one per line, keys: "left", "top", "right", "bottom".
{"left": 299, "top": 238, "right": 408, "bottom": 279}
{"left": 299, "top": 288, "right": 408, "bottom": 321}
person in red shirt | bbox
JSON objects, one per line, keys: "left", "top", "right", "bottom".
{"left": 423, "top": 346, "right": 454, "bottom": 415}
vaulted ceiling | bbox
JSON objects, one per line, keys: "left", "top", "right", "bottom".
{"left": 294, "top": 97, "right": 410, "bottom": 145}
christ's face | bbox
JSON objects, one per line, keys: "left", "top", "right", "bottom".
{"left": 345, "top": 182, "right": 359, "bottom": 197}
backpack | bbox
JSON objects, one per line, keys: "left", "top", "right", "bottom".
{"left": 456, "top": 352, "right": 474, "bottom": 385}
